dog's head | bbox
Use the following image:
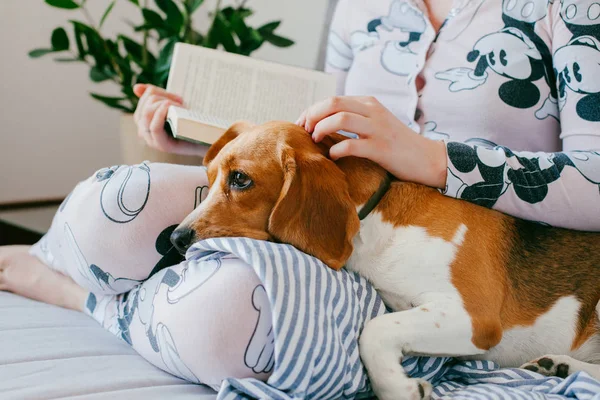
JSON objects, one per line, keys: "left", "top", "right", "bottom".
{"left": 170, "top": 121, "right": 360, "bottom": 270}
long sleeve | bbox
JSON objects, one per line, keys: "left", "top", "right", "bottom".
{"left": 443, "top": 142, "right": 600, "bottom": 230}
{"left": 442, "top": 1, "right": 600, "bottom": 231}
{"left": 324, "top": 0, "right": 353, "bottom": 95}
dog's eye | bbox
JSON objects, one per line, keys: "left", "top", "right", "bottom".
{"left": 229, "top": 171, "right": 253, "bottom": 190}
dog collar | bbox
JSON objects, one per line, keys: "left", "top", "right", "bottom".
{"left": 357, "top": 172, "right": 393, "bottom": 221}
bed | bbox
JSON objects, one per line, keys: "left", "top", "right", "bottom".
{"left": 0, "top": 291, "right": 217, "bottom": 399}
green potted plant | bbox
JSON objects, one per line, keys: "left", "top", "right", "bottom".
{"left": 31, "top": 0, "right": 294, "bottom": 163}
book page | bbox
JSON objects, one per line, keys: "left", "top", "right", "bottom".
{"left": 168, "top": 106, "right": 230, "bottom": 129}
{"left": 167, "top": 43, "right": 336, "bottom": 125}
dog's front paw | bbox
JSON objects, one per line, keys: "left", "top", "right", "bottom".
{"left": 372, "top": 377, "right": 432, "bottom": 400}
{"left": 520, "top": 355, "right": 574, "bottom": 378}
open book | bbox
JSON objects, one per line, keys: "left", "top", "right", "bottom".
{"left": 165, "top": 43, "right": 337, "bottom": 145}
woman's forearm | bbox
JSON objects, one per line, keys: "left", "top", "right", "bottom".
{"left": 441, "top": 141, "right": 600, "bottom": 231}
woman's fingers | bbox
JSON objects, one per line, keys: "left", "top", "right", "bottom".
{"left": 137, "top": 99, "right": 176, "bottom": 148}
{"left": 311, "top": 112, "right": 372, "bottom": 142}
{"left": 149, "top": 101, "right": 173, "bottom": 144}
{"left": 138, "top": 99, "right": 162, "bottom": 131}
{"left": 134, "top": 85, "right": 183, "bottom": 124}
{"left": 303, "top": 96, "right": 379, "bottom": 133}
{"left": 135, "top": 84, "right": 183, "bottom": 103}
{"left": 133, "top": 83, "right": 148, "bottom": 98}
{"left": 295, "top": 110, "right": 307, "bottom": 127}
{"left": 329, "top": 137, "right": 377, "bottom": 161}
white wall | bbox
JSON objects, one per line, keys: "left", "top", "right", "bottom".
{"left": 0, "top": 0, "right": 328, "bottom": 204}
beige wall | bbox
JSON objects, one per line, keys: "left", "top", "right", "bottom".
{"left": 0, "top": 0, "right": 328, "bottom": 204}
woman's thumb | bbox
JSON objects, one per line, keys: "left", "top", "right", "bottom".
{"left": 133, "top": 84, "right": 148, "bottom": 98}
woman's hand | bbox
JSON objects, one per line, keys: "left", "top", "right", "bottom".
{"left": 296, "top": 96, "right": 448, "bottom": 189}
{"left": 133, "top": 84, "right": 208, "bottom": 157}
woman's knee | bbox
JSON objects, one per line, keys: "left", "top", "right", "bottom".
{"left": 139, "top": 258, "right": 274, "bottom": 388}
{"left": 31, "top": 162, "right": 209, "bottom": 294}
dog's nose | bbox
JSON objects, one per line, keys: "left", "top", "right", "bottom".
{"left": 170, "top": 227, "right": 196, "bottom": 255}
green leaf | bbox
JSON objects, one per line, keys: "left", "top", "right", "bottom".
{"left": 229, "top": 10, "right": 251, "bottom": 40}
{"left": 51, "top": 27, "right": 70, "bottom": 51}
{"left": 262, "top": 32, "right": 294, "bottom": 48}
{"left": 187, "top": 0, "right": 204, "bottom": 13}
{"left": 120, "top": 35, "right": 156, "bottom": 68}
{"left": 127, "top": 0, "right": 139, "bottom": 5}
{"left": 155, "top": 38, "right": 176, "bottom": 75}
{"left": 142, "top": 8, "right": 166, "bottom": 28}
{"left": 54, "top": 57, "right": 81, "bottom": 62}
{"left": 99, "top": 1, "right": 116, "bottom": 29}
{"left": 90, "top": 65, "right": 112, "bottom": 82}
{"left": 221, "top": 6, "right": 253, "bottom": 22}
{"left": 70, "top": 21, "right": 87, "bottom": 58}
{"left": 90, "top": 93, "right": 134, "bottom": 112}
{"left": 45, "top": 0, "right": 79, "bottom": 9}
{"left": 220, "top": 6, "right": 235, "bottom": 19}
{"left": 210, "top": 12, "right": 239, "bottom": 53}
{"left": 133, "top": 23, "right": 152, "bottom": 32}
{"left": 239, "top": 28, "right": 264, "bottom": 56}
{"left": 154, "top": 0, "right": 169, "bottom": 14}
{"left": 70, "top": 20, "right": 115, "bottom": 71}
{"left": 28, "top": 48, "right": 55, "bottom": 58}
{"left": 236, "top": 7, "right": 253, "bottom": 19}
{"left": 258, "top": 21, "right": 281, "bottom": 35}
{"left": 156, "top": 0, "right": 184, "bottom": 34}
{"left": 121, "top": 84, "right": 135, "bottom": 99}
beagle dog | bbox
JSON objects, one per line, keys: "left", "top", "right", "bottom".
{"left": 171, "top": 121, "right": 600, "bottom": 400}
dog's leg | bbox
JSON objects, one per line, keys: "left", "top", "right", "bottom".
{"left": 359, "top": 300, "right": 489, "bottom": 400}
{"left": 521, "top": 355, "right": 600, "bottom": 380}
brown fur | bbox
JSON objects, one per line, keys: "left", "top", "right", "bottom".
{"left": 195, "top": 121, "right": 359, "bottom": 270}
{"left": 194, "top": 121, "right": 600, "bottom": 351}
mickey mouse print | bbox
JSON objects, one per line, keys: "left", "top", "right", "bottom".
{"left": 325, "top": 0, "right": 600, "bottom": 229}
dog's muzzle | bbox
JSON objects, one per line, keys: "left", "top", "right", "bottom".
{"left": 170, "top": 227, "right": 196, "bottom": 255}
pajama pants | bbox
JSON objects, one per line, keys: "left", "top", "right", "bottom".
{"left": 30, "top": 162, "right": 273, "bottom": 391}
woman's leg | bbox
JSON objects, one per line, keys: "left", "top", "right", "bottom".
{"left": 0, "top": 247, "right": 275, "bottom": 390}
{"left": 30, "top": 162, "right": 209, "bottom": 295}
{"left": 0, "top": 246, "right": 87, "bottom": 311}
{"left": 86, "top": 256, "right": 273, "bottom": 390}
{"left": 2, "top": 162, "right": 274, "bottom": 388}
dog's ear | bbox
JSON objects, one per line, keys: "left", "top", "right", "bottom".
{"left": 203, "top": 121, "right": 255, "bottom": 166}
{"left": 268, "top": 144, "right": 360, "bottom": 270}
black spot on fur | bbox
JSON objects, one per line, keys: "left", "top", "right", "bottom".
{"left": 524, "top": 365, "right": 539, "bottom": 372}
{"left": 418, "top": 382, "right": 425, "bottom": 398}
{"left": 538, "top": 357, "right": 554, "bottom": 370}
{"left": 556, "top": 363, "right": 570, "bottom": 378}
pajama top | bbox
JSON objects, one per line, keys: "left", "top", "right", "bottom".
{"left": 326, "top": 0, "right": 600, "bottom": 230}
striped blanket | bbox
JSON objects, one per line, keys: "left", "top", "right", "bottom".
{"left": 188, "top": 238, "right": 600, "bottom": 400}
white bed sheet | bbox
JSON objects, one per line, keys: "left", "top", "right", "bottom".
{"left": 0, "top": 292, "right": 217, "bottom": 400}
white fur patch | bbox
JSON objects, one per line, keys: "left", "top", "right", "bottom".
{"left": 347, "top": 212, "right": 467, "bottom": 310}
{"left": 469, "top": 295, "right": 585, "bottom": 367}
